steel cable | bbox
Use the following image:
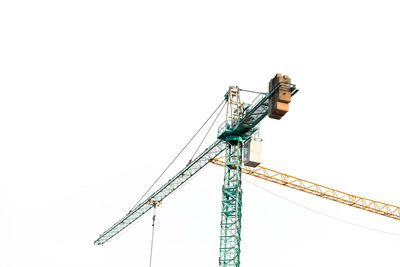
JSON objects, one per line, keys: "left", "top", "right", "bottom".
{"left": 243, "top": 177, "right": 400, "bottom": 237}
{"left": 129, "top": 98, "right": 226, "bottom": 212}
{"left": 189, "top": 101, "right": 226, "bottom": 163}
{"left": 149, "top": 205, "right": 157, "bottom": 267}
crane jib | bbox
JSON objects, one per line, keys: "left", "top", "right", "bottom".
{"left": 94, "top": 139, "right": 226, "bottom": 245}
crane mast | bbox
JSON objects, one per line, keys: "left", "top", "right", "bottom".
{"left": 217, "top": 78, "right": 295, "bottom": 266}
{"left": 219, "top": 86, "right": 244, "bottom": 266}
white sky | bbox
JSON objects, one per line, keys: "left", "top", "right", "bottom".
{"left": 1, "top": 1, "right": 400, "bottom": 266}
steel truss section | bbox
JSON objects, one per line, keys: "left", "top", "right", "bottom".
{"left": 218, "top": 83, "right": 297, "bottom": 140}
{"left": 210, "top": 158, "right": 400, "bottom": 221}
{"left": 94, "top": 139, "right": 226, "bottom": 245}
{"left": 219, "top": 136, "right": 243, "bottom": 267}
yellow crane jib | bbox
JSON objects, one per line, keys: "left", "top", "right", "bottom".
{"left": 210, "top": 157, "right": 400, "bottom": 221}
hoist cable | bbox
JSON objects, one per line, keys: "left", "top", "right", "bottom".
{"left": 129, "top": 98, "right": 226, "bottom": 212}
{"left": 149, "top": 205, "right": 157, "bottom": 267}
{"left": 189, "top": 101, "right": 227, "bottom": 162}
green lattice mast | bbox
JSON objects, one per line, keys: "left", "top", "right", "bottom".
{"left": 219, "top": 86, "right": 244, "bottom": 266}
{"left": 219, "top": 135, "right": 243, "bottom": 266}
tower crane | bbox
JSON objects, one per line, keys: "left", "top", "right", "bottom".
{"left": 94, "top": 74, "right": 399, "bottom": 266}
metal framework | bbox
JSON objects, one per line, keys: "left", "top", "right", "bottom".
{"left": 94, "top": 79, "right": 300, "bottom": 267}
{"left": 92, "top": 76, "right": 400, "bottom": 267}
{"left": 216, "top": 84, "right": 297, "bottom": 266}
{"left": 219, "top": 136, "right": 243, "bottom": 267}
{"left": 226, "top": 86, "right": 243, "bottom": 124}
{"left": 210, "top": 157, "right": 400, "bottom": 221}
{"left": 218, "top": 83, "right": 298, "bottom": 140}
{"left": 94, "top": 139, "right": 226, "bottom": 245}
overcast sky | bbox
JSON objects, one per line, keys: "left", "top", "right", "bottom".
{"left": 1, "top": 1, "right": 400, "bottom": 266}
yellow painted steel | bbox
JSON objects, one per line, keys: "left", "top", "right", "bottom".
{"left": 210, "top": 157, "right": 400, "bottom": 221}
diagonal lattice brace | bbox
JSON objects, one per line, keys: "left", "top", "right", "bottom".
{"left": 94, "top": 139, "right": 226, "bottom": 245}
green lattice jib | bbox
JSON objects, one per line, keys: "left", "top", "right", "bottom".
{"left": 219, "top": 135, "right": 243, "bottom": 267}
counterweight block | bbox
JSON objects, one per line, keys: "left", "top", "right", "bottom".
{"left": 268, "top": 73, "right": 292, "bottom": 120}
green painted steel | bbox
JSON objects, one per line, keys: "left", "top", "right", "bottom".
{"left": 94, "top": 87, "right": 280, "bottom": 246}
{"left": 219, "top": 136, "right": 243, "bottom": 267}
{"left": 94, "top": 81, "right": 299, "bottom": 267}
{"left": 217, "top": 83, "right": 297, "bottom": 140}
{"left": 94, "top": 139, "right": 226, "bottom": 245}
{"left": 217, "top": 84, "right": 297, "bottom": 266}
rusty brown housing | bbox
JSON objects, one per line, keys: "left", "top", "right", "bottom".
{"left": 268, "top": 73, "right": 292, "bottom": 120}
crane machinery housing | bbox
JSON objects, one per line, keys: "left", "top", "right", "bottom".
{"left": 94, "top": 74, "right": 399, "bottom": 267}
